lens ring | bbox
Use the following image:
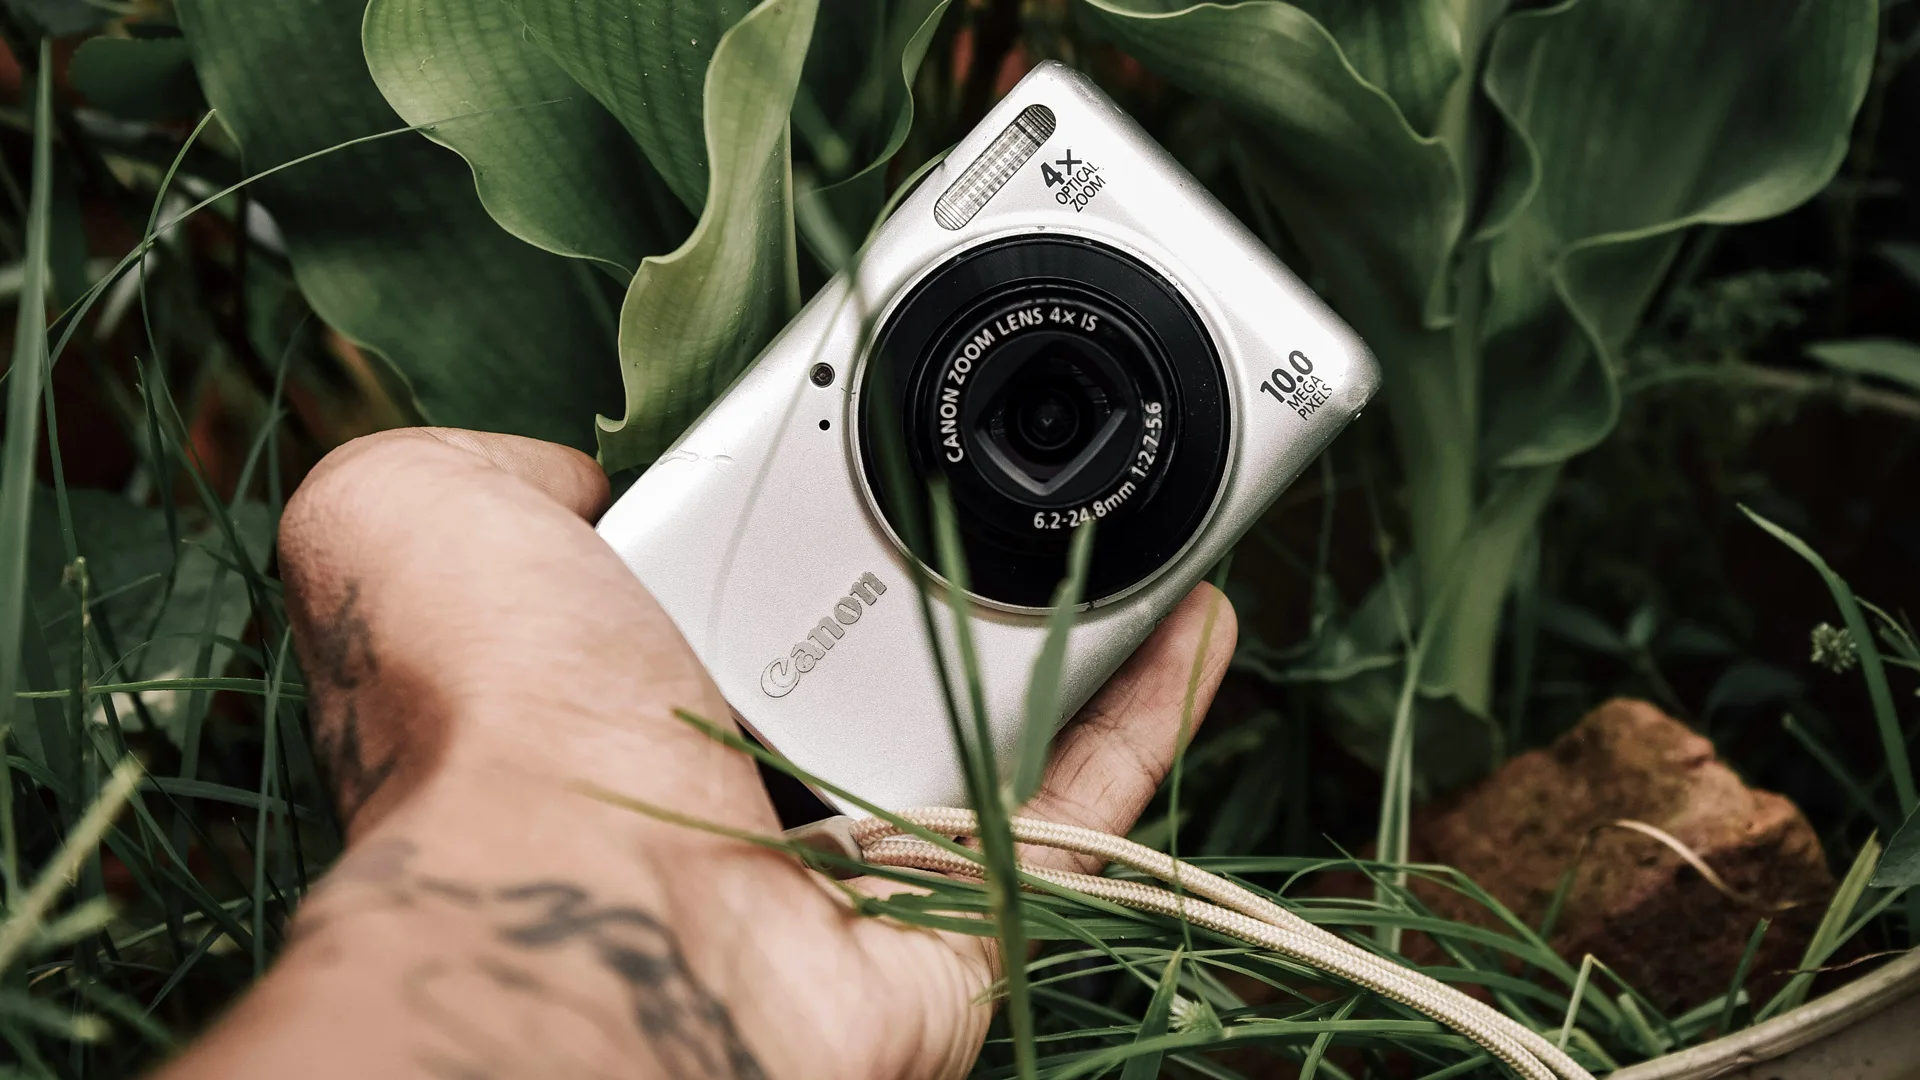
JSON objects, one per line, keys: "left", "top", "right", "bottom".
{"left": 926, "top": 287, "right": 1169, "bottom": 513}
{"left": 860, "top": 236, "right": 1229, "bottom": 608}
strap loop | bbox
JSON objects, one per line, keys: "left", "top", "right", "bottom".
{"left": 792, "top": 809, "right": 1598, "bottom": 1080}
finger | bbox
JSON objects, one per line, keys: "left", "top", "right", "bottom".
{"left": 303, "top": 428, "right": 610, "bottom": 521}
{"left": 1018, "top": 583, "right": 1236, "bottom": 875}
{"left": 414, "top": 427, "right": 610, "bottom": 519}
{"left": 278, "top": 428, "right": 760, "bottom": 839}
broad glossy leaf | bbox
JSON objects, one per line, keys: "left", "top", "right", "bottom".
{"left": 1416, "top": 463, "right": 1558, "bottom": 714}
{"left": 1077, "top": 0, "right": 1474, "bottom": 602}
{"left": 1078, "top": 0, "right": 1461, "bottom": 333}
{"left": 177, "top": 0, "right": 622, "bottom": 450}
{"left": 500, "top": 0, "right": 759, "bottom": 211}
{"left": 1807, "top": 338, "right": 1920, "bottom": 395}
{"left": 1285, "top": 0, "right": 1461, "bottom": 137}
{"left": 363, "top": 0, "right": 689, "bottom": 275}
{"left": 596, "top": 0, "right": 818, "bottom": 471}
{"left": 1480, "top": 0, "right": 1876, "bottom": 467}
{"left": 796, "top": 0, "right": 952, "bottom": 243}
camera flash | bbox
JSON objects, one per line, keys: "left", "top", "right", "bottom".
{"left": 933, "top": 104, "right": 1056, "bottom": 231}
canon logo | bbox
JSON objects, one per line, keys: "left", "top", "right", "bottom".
{"left": 760, "top": 572, "right": 888, "bottom": 698}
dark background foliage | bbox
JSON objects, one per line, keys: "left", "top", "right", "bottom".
{"left": 1, "top": 0, "right": 1918, "bottom": 1076}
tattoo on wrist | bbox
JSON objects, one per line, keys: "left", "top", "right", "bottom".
{"left": 305, "top": 582, "right": 397, "bottom": 820}
{"left": 311, "top": 839, "right": 767, "bottom": 1080}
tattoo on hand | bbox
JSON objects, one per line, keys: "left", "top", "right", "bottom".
{"left": 306, "top": 582, "right": 397, "bottom": 820}
{"left": 312, "top": 840, "right": 767, "bottom": 1080}
{"left": 495, "top": 883, "right": 767, "bottom": 1080}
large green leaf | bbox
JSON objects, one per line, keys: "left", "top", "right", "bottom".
{"left": 1077, "top": 0, "right": 1476, "bottom": 600}
{"left": 595, "top": 0, "right": 818, "bottom": 471}
{"left": 499, "top": 0, "right": 760, "bottom": 212}
{"left": 1415, "top": 462, "right": 1557, "bottom": 714}
{"left": 177, "top": 0, "right": 623, "bottom": 450}
{"left": 1285, "top": 0, "right": 1460, "bottom": 138}
{"left": 795, "top": 0, "right": 952, "bottom": 242}
{"left": 1479, "top": 0, "right": 1876, "bottom": 467}
{"left": 1078, "top": 0, "right": 1460, "bottom": 331}
{"left": 362, "top": 0, "right": 690, "bottom": 276}
{"left": 1092, "top": 0, "right": 1876, "bottom": 788}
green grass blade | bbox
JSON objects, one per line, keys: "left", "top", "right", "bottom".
{"left": 15, "top": 677, "right": 305, "bottom": 701}
{"left": 1557, "top": 954, "right": 1594, "bottom": 1050}
{"left": 929, "top": 483, "right": 1036, "bottom": 1079}
{"left": 1166, "top": 584, "right": 1229, "bottom": 957}
{"left": 1761, "top": 833, "right": 1880, "bottom": 1019}
{"left": 1742, "top": 505, "right": 1915, "bottom": 817}
{"left": 137, "top": 778, "right": 313, "bottom": 821}
{"left": 1412, "top": 1054, "right": 1493, "bottom": 1080}
{"left": 0, "top": 759, "right": 140, "bottom": 972}
{"left": 1717, "top": 917, "right": 1768, "bottom": 1036}
{"left": 1010, "top": 521, "right": 1093, "bottom": 808}
{"left": 253, "top": 628, "right": 292, "bottom": 973}
{"left": 1118, "top": 949, "right": 1183, "bottom": 1080}
{"left": 0, "top": 39, "right": 58, "bottom": 903}
{"left": 1299, "top": 993, "right": 1361, "bottom": 1080}
{"left": 0, "top": 991, "right": 108, "bottom": 1043}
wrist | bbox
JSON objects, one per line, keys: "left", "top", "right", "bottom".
{"left": 216, "top": 786, "right": 776, "bottom": 1080}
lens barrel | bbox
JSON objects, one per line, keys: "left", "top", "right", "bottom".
{"left": 860, "top": 237, "right": 1230, "bottom": 608}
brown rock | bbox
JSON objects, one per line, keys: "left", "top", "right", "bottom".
{"left": 1405, "top": 698, "right": 1832, "bottom": 1012}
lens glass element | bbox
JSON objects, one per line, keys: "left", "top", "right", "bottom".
{"left": 1009, "top": 372, "right": 1089, "bottom": 458}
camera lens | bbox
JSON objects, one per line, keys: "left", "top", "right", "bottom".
{"left": 996, "top": 347, "right": 1114, "bottom": 470}
{"left": 860, "top": 237, "right": 1229, "bottom": 608}
{"left": 1012, "top": 382, "right": 1082, "bottom": 456}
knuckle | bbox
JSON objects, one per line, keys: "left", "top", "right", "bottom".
{"left": 279, "top": 432, "right": 477, "bottom": 609}
{"left": 279, "top": 431, "right": 452, "bottom": 559}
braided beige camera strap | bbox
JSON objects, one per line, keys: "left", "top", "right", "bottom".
{"left": 796, "top": 809, "right": 1596, "bottom": 1080}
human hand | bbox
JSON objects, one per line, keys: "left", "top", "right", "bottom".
{"left": 158, "top": 428, "right": 1235, "bottom": 1080}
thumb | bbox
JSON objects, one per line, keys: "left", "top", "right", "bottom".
{"left": 278, "top": 428, "right": 757, "bottom": 837}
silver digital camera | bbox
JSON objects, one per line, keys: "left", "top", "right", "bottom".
{"left": 596, "top": 62, "right": 1378, "bottom": 812}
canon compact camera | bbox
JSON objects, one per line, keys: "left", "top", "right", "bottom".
{"left": 596, "top": 62, "right": 1379, "bottom": 811}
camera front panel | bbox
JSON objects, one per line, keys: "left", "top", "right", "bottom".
{"left": 858, "top": 236, "right": 1229, "bottom": 608}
